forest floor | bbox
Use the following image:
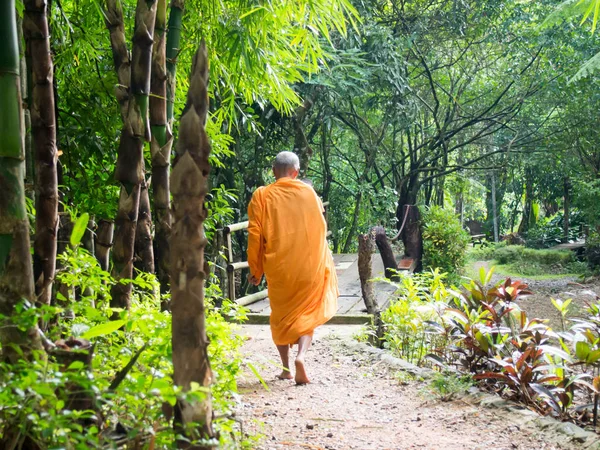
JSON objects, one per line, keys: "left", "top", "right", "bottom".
{"left": 236, "top": 324, "right": 594, "bottom": 450}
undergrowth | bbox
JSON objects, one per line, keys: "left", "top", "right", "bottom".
{"left": 378, "top": 267, "right": 600, "bottom": 428}
{"left": 0, "top": 244, "right": 254, "bottom": 449}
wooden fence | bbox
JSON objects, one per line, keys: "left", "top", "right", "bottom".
{"left": 222, "top": 201, "right": 330, "bottom": 306}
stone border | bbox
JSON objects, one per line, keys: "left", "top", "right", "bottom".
{"left": 338, "top": 338, "right": 600, "bottom": 450}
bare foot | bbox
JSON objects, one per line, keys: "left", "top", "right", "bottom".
{"left": 294, "top": 358, "right": 310, "bottom": 385}
{"left": 277, "top": 369, "right": 293, "bottom": 380}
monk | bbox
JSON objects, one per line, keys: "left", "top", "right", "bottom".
{"left": 247, "top": 151, "right": 338, "bottom": 384}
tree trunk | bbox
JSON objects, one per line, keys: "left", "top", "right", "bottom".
{"left": 373, "top": 226, "right": 397, "bottom": 279}
{"left": 134, "top": 180, "right": 155, "bottom": 273}
{"left": 95, "top": 219, "right": 114, "bottom": 272}
{"left": 23, "top": 0, "right": 59, "bottom": 306}
{"left": 106, "top": 0, "right": 157, "bottom": 310}
{"left": 563, "top": 176, "right": 570, "bottom": 243}
{"left": 292, "top": 97, "right": 314, "bottom": 177}
{"left": 170, "top": 41, "right": 214, "bottom": 448}
{"left": 399, "top": 205, "right": 423, "bottom": 272}
{"left": 358, "top": 233, "right": 383, "bottom": 345}
{"left": 0, "top": 0, "right": 44, "bottom": 362}
{"left": 358, "top": 233, "right": 376, "bottom": 313}
{"left": 151, "top": 0, "right": 173, "bottom": 295}
{"left": 342, "top": 190, "right": 362, "bottom": 253}
{"left": 518, "top": 168, "right": 533, "bottom": 235}
{"left": 491, "top": 172, "right": 499, "bottom": 242}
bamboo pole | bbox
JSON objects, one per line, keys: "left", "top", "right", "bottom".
{"left": 170, "top": 40, "right": 215, "bottom": 448}
{"left": 105, "top": 0, "right": 157, "bottom": 310}
{"left": 151, "top": 0, "right": 173, "bottom": 294}
{"left": 23, "top": 0, "right": 59, "bottom": 306}
{"left": 0, "top": 0, "right": 44, "bottom": 361}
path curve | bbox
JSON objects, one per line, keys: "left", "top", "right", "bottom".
{"left": 237, "top": 325, "right": 587, "bottom": 450}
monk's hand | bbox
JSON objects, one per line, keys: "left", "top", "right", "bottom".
{"left": 248, "top": 274, "right": 261, "bottom": 286}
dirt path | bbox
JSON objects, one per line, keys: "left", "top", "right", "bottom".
{"left": 237, "top": 325, "right": 589, "bottom": 450}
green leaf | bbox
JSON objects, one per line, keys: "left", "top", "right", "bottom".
{"left": 576, "top": 341, "right": 591, "bottom": 360}
{"left": 81, "top": 320, "right": 126, "bottom": 339}
{"left": 70, "top": 213, "right": 89, "bottom": 247}
{"left": 247, "top": 362, "right": 270, "bottom": 391}
{"left": 569, "top": 50, "right": 600, "bottom": 83}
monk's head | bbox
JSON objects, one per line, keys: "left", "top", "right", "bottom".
{"left": 272, "top": 151, "right": 300, "bottom": 180}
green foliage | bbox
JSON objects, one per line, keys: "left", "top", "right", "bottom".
{"left": 468, "top": 241, "right": 508, "bottom": 261}
{"left": 0, "top": 246, "right": 249, "bottom": 448}
{"left": 380, "top": 268, "right": 600, "bottom": 422}
{"left": 422, "top": 372, "right": 474, "bottom": 401}
{"left": 422, "top": 206, "right": 471, "bottom": 277}
{"left": 469, "top": 244, "right": 586, "bottom": 276}
{"left": 381, "top": 270, "right": 454, "bottom": 365}
{"left": 526, "top": 210, "right": 585, "bottom": 248}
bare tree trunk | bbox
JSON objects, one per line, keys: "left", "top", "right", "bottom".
{"left": 563, "top": 177, "right": 570, "bottom": 243}
{"left": 492, "top": 172, "right": 499, "bottom": 242}
{"left": 170, "top": 41, "right": 214, "bottom": 448}
{"left": 358, "top": 233, "right": 383, "bottom": 346}
{"left": 24, "top": 0, "right": 59, "bottom": 306}
{"left": 292, "top": 97, "right": 314, "bottom": 177}
{"left": 372, "top": 226, "right": 397, "bottom": 279}
{"left": 358, "top": 234, "right": 376, "bottom": 313}
{"left": 399, "top": 205, "right": 423, "bottom": 272}
{"left": 342, "top": 191, "right": 362, "bottom": 253}
{"left": 518, "top": 168, "right": 533, "bottom": 235}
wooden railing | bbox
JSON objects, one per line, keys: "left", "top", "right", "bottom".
{"left": 222, "top": 201, "right": 330, "bottom": 306}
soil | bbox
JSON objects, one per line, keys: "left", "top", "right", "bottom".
{"left": 237, "top": 325, "right": 589, "bottom": 450}
{"left": 472, "top": 261, "right": 600, "bottom": 329}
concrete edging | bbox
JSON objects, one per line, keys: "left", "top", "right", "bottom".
{"left": 340, "top": 339, "right": 600, "bottom": 449}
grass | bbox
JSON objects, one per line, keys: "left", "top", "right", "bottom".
{"left": 467, "top": 243, "right": 587, "bottom": 278}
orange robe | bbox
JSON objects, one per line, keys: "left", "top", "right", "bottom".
{"left": 247, "top": 177, "right": 338, "bottom": 345}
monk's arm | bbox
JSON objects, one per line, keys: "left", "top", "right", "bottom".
{"left": 247, "top": 191, "right": 265, "bottom": 280}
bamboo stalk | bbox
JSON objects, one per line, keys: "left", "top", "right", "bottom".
{"left": 170, "top": 40, "right": 215, "bottom": 448}
{"left": 150, "top": 0, "right": 173, "bottom": 294}
{"left": 23, "top": 0, "right": 59, "bottom": 306}
{"left": 166, "top": 0, "right": 184, "bottom": 125}
{"left": 105, "top": 0, "right": 157, "bottom": 310}
{"left": 0, "top": 0, "right": 44, "bottom": 361}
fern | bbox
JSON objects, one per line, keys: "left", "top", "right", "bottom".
{"left": 542, "top": 0, "right": 588, "bottom": 29}
{"left": 544, "top": 0, "right": 600, "bottom": 30}
{"left": 570, "top": 50, "right": 600, "bottom": 83}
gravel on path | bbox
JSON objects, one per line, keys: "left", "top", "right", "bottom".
{"left": 237, "top": 325, "right": 589, "bottom": 450}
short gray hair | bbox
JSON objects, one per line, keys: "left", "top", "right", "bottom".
{"left": 272, "top": 151, "right": 300, "bottom": 172}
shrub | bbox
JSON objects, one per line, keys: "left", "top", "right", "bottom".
{"left": 422, "top": 206, "right": 471, "bottom": 276}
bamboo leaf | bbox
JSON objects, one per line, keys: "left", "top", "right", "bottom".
{"left": 81, "top": 320, "right": 126, "bottom": 339}
{"left": 70, "top": 213, "right": 89, "bottom": 247}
